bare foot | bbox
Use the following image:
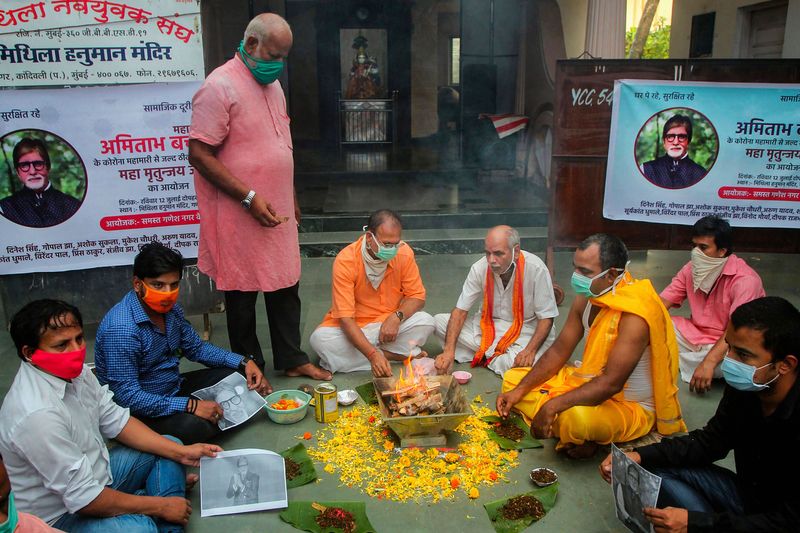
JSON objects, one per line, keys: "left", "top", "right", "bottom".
{"left": 186, "top": 473, "right": 199, "bottom": 491}
{"left": 260, "top": 375, "right": 274, "bottom": 395}
{"left": 382, "top": 350, "right": 402, "bottom": 361}
{"left": 563, "top": 441, "right": 599, "bottom": 460}
{"left": 285, "top": 362, "right": 332, "bottom": 381}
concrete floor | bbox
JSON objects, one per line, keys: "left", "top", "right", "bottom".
{"left": 1, "top": 248, "right": 798, "bottom": 532}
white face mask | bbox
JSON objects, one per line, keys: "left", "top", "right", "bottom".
{"left": 690, "top": 247, "right": 728, "bottom": 294}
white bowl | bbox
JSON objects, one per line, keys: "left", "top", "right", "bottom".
{"left": 529, "top": 467, "right": 558, "bottom": 487}
{"left": 452, "top": 371, "right": 472, "bottom": 384}
{"left": 337, "top": 389, "right": 358, "bottom": 406}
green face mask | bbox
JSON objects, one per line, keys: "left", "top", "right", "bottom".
{"left": 238, "top": 41, "right": 284, "bottom": 84}
{"left": 0, "top": 492, "right": 19, "bottom": 533}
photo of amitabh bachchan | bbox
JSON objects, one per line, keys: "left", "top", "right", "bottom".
{"left": 638, "top": 112, "right": 717, "bottom": 190}
{"left": 0, "top": 137, "right": 83, "bottom": 228}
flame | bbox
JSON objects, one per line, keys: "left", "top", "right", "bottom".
{"left": 393, "top": 354, "right": 429, "bottom": 402}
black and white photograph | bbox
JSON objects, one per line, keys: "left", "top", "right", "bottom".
{"left": 192, "top": 372, "right": 267, "bottom": 430}
{"left": 612, "top": 444, "right": 661, "bottom": 533}
{"left": 200, "top": 449, "right": 288, "bottom": 517}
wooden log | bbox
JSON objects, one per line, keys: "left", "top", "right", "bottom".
{"left": 380, "top": 382, "right": 441, "bottom": 397}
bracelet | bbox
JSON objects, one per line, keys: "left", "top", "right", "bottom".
{"left": 186, "top": 398, "right": 197, "bottom": 414}
{"left": 366, "top": 347, "right": 378, "bottom": 359}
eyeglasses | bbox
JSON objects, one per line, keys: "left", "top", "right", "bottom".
{"left": 220, "top": 395, "right": 241, "bottom": 410}
{"left": 664, "top": 133, "right": 689, "bottom": 142}
{"left": 16, "top": 160, "right": 46, "bottom": 172}
{"left": 363, "top": 226, "right": 402, "bottom": 250}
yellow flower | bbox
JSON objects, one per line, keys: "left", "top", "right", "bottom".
{"left": 473, "top": 395, "right": 483, "bottom": 403}
{"left": 306, "top": 404, "right": 519, "bottom": 503}
{"left": 468, "top": 487, "right": 480, "bottom": 499}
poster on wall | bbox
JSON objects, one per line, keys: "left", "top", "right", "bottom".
{"left": 604, "top": 80, "right": 800, "bottom": 228}
{"left": 0, "top": 0, "right": 203, "bottom": 87}
{"left": 0, "top": 81, "right": 201, "bottom": 275}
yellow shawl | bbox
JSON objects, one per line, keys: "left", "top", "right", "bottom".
{"left": 579, "top": 273, "right": 686, "bottom": 435}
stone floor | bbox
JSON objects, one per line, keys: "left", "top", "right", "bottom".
{"left": 1, "top": 248, "right": 798, "bottom": 532}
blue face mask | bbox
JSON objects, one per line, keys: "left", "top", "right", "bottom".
{"left": 238, "top": 41, "right": 284, "bottom": 84}
{"left": 0, "top": 492, "right": 18, "bottom": 533}
{"left": 721, "top": 356, "right": 779, "bottom": 392}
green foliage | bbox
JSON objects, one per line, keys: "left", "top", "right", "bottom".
{"left": 0, "top": 130, "right": 86, "bottom": 200}
{"left": 635, "top": 109, "right": 719, "bottom": 170}
{"left": 626, "top": 17, "right": 671, "bottom": 59}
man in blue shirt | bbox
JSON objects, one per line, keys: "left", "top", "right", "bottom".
{"left": 95, "top": 242, "right": 270, "bottom": 444}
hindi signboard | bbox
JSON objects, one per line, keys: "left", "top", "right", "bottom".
{"left": 0, "top": 81, "right": 201, "bottom": 275}
{"left": 0, "top": 0, "right": 203, "bottom": 86}
{"left": 604, "top": 80, "right": 800, "bottom": 229}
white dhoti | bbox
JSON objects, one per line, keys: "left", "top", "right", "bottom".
{"left": 673, "top": 322, "right": 721, "bottom": 383}
{"left": 310, "top": 312, "right": 436, "bottom": 373}
{"left": 433, "top": 312, "right": 555, "bottom": 377}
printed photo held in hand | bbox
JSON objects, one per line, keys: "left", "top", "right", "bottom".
{"left": 199, "top": 449, "right": 287, "bottom": 517}
{"left": 192, "top": 372, "right": 267, "bottom": 430}
{"left": 612, "top": 444, "right": 661, "bottom": 533}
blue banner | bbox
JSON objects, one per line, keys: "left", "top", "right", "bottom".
{"left": 604, "top": 80, "right": 800, "bottom": 228}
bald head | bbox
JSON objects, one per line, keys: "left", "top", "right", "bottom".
{"left": 243, "top": 13, "right": 293, "bottom": 60}
{"left": 484, "top": 225, "right": 520, "bottom": 274}
{"left": 486, "top": 225, "right": 520, "bottom": 251}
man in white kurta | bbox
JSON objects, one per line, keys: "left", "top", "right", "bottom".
{"left": 434, "top": 226, "right": 558, "bottom": 377}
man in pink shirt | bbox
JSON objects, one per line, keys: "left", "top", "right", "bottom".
{"left": 660, "top": 216, "right": 765, "bottom": 393}
{"left": 188, "top": 13, "right": 330, "bottom": 384}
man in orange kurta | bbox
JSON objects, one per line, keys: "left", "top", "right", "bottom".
{"left": 310, "top": 210, "right": 434, "bottom": 376}
{"left": 497, "top": 234, "right": 685, "bottom": 458}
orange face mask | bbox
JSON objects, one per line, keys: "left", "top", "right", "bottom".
{"left": 139, "top": 283, "right": 179, "bottom": 313}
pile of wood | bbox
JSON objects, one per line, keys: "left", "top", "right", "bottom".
{"left": 381, "top": 381, "right": 445, "bottom": 416}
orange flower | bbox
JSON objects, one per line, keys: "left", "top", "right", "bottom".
{"left": 489, "top": 471, "right": 498, "bottom": 481}
{"left": 368, "top": 415, "right": 376, "bottom": 423}
{"left": 303, "top": 432, "right": 312, "bottom": 440}
{"left": 450, "top": 477, "right": 460, "bottom": 489}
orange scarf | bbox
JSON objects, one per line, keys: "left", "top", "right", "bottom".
{"left": 472, "top": 253, "right": 526, "bottom": 367}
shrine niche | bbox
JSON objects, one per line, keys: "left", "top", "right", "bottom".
{"left": 339, "top": 30, "right": 387, "bottom": 98}
{"left": 338, "top": 28, "right": 395, "bottom": 145}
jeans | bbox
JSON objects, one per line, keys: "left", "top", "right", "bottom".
{"left": 650, "top": 464, "right": 745, "bottom": 515}
{"left": 53, "top": 436, "right": 186, "bottom": 533}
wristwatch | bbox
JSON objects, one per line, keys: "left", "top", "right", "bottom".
{"left": 238, "top": 354, "right": 254, "bottom": 373}
{"left": 394, "top": 310, "right": 405, "bottom": 321}
{"left": 241, "top": 190, "right": 256, "bottom": 209}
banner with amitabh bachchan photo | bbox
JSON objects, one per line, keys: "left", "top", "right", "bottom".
{"left": 604, "top": 80, "right": 800, "bottom": 228}
{"left": 0, "top": 81, "right": 202, "bottom": 274}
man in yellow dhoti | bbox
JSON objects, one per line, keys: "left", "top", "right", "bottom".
{"left": 496, "top": 234, "right": 686, "bottom": 457}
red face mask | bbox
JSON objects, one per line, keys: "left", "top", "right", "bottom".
{"left": 30, "top": 345, "right": 86, "bottom": 380}
{"left": 140, "top": 283, "right": 179, "bottom": 313}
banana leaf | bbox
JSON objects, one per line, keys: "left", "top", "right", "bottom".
{"left": 279, "top": 501, "right": 376, "bottom": 533}
{"left": 483, "top": 483, "right": 559, "bottom": 533}
{"left": 279, "top": 443, "right": 317, "bottom": 488}
{"left": 481, "top": 415, "right": 543, "bottom": 450}
{"left": 355, "top": 381, "right": 378, "bottom": 405}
